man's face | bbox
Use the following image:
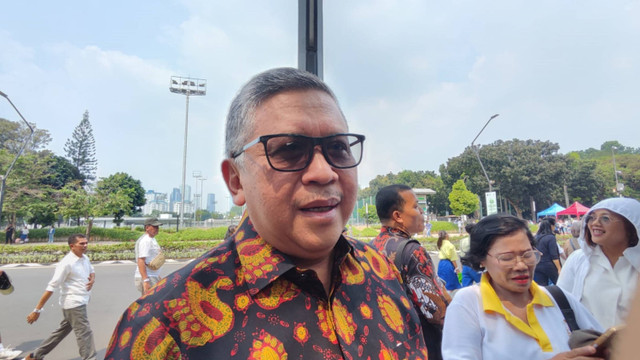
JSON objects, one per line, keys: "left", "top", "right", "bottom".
{"left": 397, "top": 190, "right": 425, "bottom": 235}
{"left": 146, "top": 225, "right": 159, "bottom": 237}
{"left": 222, "top": 89, "right": 357, "bottom": 267}
{"left": 70, "top": 237, "right": 89, "bottom": 257}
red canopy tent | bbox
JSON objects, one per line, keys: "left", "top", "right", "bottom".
{"left": 557, "top": 201, "right": 590, "bottom": 217}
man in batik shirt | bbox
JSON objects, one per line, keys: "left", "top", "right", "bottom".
{"left": 105, "top": 68, "right": 429, "bottom": 360}
{"left": 372, "top": 184, "right": 450, "bottom": 360}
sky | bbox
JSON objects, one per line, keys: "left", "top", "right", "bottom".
{"left": 1, "top": 1, "right": 639, "bottom": 213}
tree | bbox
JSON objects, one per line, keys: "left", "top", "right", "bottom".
{"left": 64, "top": 110, "right": 97, "bottom": 182}
{"left": 359, "top": 170, "right": 448, "bottom": 215}
{"left": 0, "top": 118, "right": 51, "bottom": 153}
{"left": 448, "top": 179, "right": 478, "bottom": 216}
{"left": 95, "top": 173, "right": 145, "bottom": 225}
{"left": 357, "top": 204, "right": 378, "bottom": 226}
{"left": 41, "top": 155, "right": 84, "bottom": 190}
{"left": 442, "top": 139, "right": 567, "bottom": 219}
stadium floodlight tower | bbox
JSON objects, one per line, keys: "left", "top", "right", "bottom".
{"left": 0, "top": 91, "right": 34, "bottom": 224}
{"left": 170, "top": 76, "right": 206, "bottom": 230}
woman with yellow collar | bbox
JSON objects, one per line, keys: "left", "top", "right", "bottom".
{"left": 442, "top": 214, "right": 603, "bottom": 359}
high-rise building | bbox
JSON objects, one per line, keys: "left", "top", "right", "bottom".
{"left": 169, "top": 188, "right": 181, "bottom": 211}
{"left": 184, "top": 185, "right": 192, "bottom": 203}
{"left": 207, "top": 193, "right": 216, "bottom": 213}
{"left": 142, "top": 190, "right": 169, "bottom": 215}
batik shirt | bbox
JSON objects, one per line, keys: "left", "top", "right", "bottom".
{"left": 105, "top": 215, "right": 428, "bottom": 360}
{"left": 372, "top": 226, "right": 449, "bottom": 326}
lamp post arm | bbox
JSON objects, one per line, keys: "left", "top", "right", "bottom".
{"left": 472, "top": 146, "right": 493, "bottom": 192}
{"left": 0, "top": 91, "right": 35, "bottom": 222}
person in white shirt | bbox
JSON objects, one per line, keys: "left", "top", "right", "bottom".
{"left": 23, "top": 234, "right": 96, "bottom": 360}
{"left": 135, "top": 217, "right": 164, "bottom": 295}
{"left": 442, "top": 214, "right": 603, "bottom": 360}
{"left": 558, "top": 197, "right": 640, "bottom": 329}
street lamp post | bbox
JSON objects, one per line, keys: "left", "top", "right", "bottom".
{"left": 192, "top": 171, "right": 201, "bottom": 223}
{"left": 170, "top": 76, "right": 206, "bottom": 230}
{"left": 0, "top": 91, "right": 34, "bottom": 223}
{"left": 611, "top": 146, "right": 623, "bottom": 197}
{"left": 471, "top": 114, "right": 500, "bottom": 192}
{"left": 198, "top": 177, "right": 207, "bottom": 222}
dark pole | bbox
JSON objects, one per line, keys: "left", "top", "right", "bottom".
{"left": 298, "top": 0, "right": 323, "bottom": 78}
{"left": 0, "top": 91, "right": 34, "bottom": 224}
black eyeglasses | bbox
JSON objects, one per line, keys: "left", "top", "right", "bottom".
{"left": 231, "top": 133, "right": 365, "bottom": 172}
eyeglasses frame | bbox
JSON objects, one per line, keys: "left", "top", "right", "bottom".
{"left": 230, "top": 133, "right": 366, "bottom": 172}
{"left": 486, "top": 249, "right": 542, "bottom": 267}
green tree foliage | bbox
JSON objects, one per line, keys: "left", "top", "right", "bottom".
{"left": 442, "top": 140, "right": 567, "bottom": 218}
{"left": 357, "top": 204, "right": 378, "bottom": 225}
{"left": 448, "top": 179, "right": 478, "bottom": 216}
{"left": 359, "top": 170, "right": 448, "bottom": 215}
{"left": 0, "top": 118, "right": 51, "bottom": 153}
{"left": 41, "top": 155, "right": 84, "bottom": 190}
{"left": 64, "top": 110, "right": 97, "bottom": 182}
{"left": 0, "top": 150, "right": 58, "bottom": 225}
{"left": 95, "top": 172, "right": 145, "bottom": 225}
{"left": 196, "top": 209, "right": 212, "bottom": 221}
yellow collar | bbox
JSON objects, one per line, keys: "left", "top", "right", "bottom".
{"left": 480, "top": 273, "right": 555, "bottom": 352}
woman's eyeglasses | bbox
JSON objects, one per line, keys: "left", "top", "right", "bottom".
{"left": 231, "top": 133, "right": 365, "bottom": 172}
{"left": 487, "top": 250, "right": 542, "bottom": 267}
{"left": 585, "top": 214, "right": 619, "bottom": 226}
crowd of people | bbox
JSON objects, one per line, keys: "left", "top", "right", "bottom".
{"left": 1, "top": 68, "right": 639, "bottom": 359}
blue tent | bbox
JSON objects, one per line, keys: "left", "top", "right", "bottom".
{"left": 537, "top": 203, "right": 565, "bottom": 218}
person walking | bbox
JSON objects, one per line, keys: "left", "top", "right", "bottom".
{"left": 437, "top": 231, "right": 462, "bottom": 292}
{"left": 134, "top": 218, "right": 164, "bottom": 295}
{"left": 23, "top": 234, "right": 97, "bottom": 360}
{"left": 19, "top": 227, "right": 28, "bottom": 243}
{"left": 533, "top": 218, "right": 561, "bottom": 285}
{"left": 4, "top": 224, "right": 14, "bottom": 245}
{"left": 47, "top": 226, "right": 55, "bottom": 244}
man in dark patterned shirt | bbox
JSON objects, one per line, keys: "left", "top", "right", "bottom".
{"left": 372, "top": 184, "right": 450, "bottom": 360}
{"left": 105, "top": 68, "right": 428, "bottom": 359}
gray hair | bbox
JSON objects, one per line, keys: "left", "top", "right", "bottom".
{"left": 225, "top": 67, "right": 344, "bottom": 159}
{"left": 570, "top": 221, "right": 582, "bottom": 238}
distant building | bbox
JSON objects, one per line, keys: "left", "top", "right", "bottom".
{"left": 184, "top": 185, "right": 192, "bottom": 204}
{"left": 207, "top": 193, "right": 216, "bottom": 213}
{"left": 172, "top": 201, "right": 194, "bottom": 215}
{"left": 142, "top": 190, "right": 169, "bottom": 215}
{"left": 169, "top": 188, "right": 181, "bottom": 211}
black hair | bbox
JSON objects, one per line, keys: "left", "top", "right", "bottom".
{"left": 375, "top": 184, "right": 413, "bottom": 222}
{"left": 536, "top": 219, "right": 555, "bottom": 237}
{"left": 437, "top": 230, "right": 448, "bottom": 250}
{"left": 462, "top": 214, "right": 535, "bottom": 271}
{"left": 68, "top": 233, "right": 86, "bottom": 246}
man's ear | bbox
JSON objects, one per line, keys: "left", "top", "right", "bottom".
{"left": 391, "top": 209, "right": 403, "bottom": 225}
{"left": 221, "top": 159, "right": 245, "bottom": 206}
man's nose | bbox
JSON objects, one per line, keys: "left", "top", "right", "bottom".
{"left": 301, "top": 148, "right": 339, "bottom": 184}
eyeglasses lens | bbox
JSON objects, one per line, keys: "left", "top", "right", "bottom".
{"left": 265, "top": 135, "right": 363, "bottom": 171}
{"left": 586, "top": 215, "right": 611, "bottom": 225}
{"left": 497, "top": 251, "right": 540, "bottom": 266}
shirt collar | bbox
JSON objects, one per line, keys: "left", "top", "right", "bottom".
{"left": 480, "top": 272, "right": 553, "bottom": 314}
{"left": 380, "top": 225, "right": 411, "bottom": 239}
{"left": 233, "top": 212, "right": 355, "bottom": 296}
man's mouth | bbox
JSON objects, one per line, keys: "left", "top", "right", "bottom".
{"left": 302, "top": 205, "right": 338, "bottom": 212}
{"left": 300, "top": 198, "right": 340, "bottom": 213}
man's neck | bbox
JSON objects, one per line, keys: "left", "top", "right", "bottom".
{"left": 293, "top": 250, "right": 336, "bottom": 296}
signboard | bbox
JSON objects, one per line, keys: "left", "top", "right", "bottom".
{"left": 485, "top": 191, "right": 498, "bottom": 215}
